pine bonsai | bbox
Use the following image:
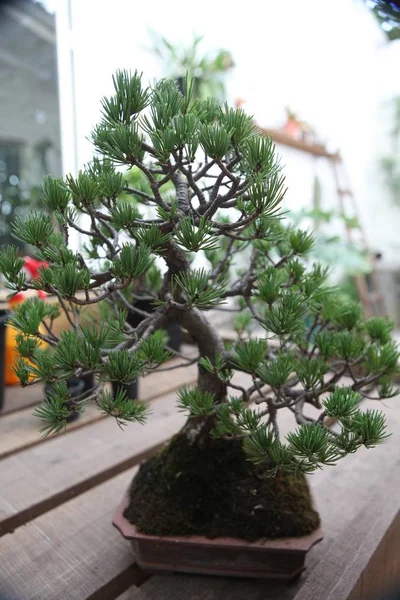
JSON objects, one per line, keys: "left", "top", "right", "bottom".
{"left": 1, "top": 71, "right": 398, "bottom": 540}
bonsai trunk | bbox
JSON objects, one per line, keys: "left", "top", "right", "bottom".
{"left": 180, "top": 308, "right": 227, "bottom": 446}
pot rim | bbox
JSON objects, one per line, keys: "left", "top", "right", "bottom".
{"left": 113, "top": 489, "right": 323, "bottom": 554}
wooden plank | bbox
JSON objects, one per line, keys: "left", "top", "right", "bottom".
{"left": 0, "top": 471, "right": 148, "bottom": 600}
{"left": 1, "top": 382, "right": 44, "bottom": 415}
{"left": 0, "top": 402, "right": 105, "bottom": 460}
{"left": 0, "top": 370, "right": 252, "bottom": 536}
{"left": 294, "top": 477, "right": 400, "bottom": 600}
{"left": 0, "top": 349, "right": 198, "bottom": 459}
{"left": 140, "top": 576, "right": 269, "bottom": 600}
{"left": 0, "top": 391, "right": 186, "bottom": 536}
{"left": 116, "top": 587, "right": 147, "bottom": 600}
{"left": 349, "top": 512, "right": 400, "bottom": 600}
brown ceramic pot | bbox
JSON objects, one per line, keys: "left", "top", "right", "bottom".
{"left": 113, "top": 489, "right": 323, "bottom": 582}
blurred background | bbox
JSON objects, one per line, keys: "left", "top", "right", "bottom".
{"left": 1, "top": 0, "right": 400, "bottom": 324}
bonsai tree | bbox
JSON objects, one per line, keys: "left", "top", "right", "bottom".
{"left": 1, "top": 71, "right": 398, "bottom": 541}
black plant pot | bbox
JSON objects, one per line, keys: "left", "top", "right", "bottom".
{"left": 0, "top": 309, "right": 8, "bottom": 412}
{"left": 126, "top": 299, "right": 182, "bottom": 353}
{"left": 80, "top": 372, "right": 95, "bottom": 395}
{"left": 164, "top": 321, "right": 183, "bottom": 354}
{"left": 111, "top": 299, "right": 182, "bottom": 401}
{"left": 45, "top": 376, "right": 85, "bottom": 423}
{"left": 111, "top": 379, "right": 138, "bottom": 401}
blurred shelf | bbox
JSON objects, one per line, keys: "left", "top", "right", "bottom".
{"left": 259, "top": 127, "right": 340, "bottom": 160}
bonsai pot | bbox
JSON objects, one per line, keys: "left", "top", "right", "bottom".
{"left": 113, "top": 490, "right": 323, "bottom": 582}
{"left": 45, "top": 376, "right": 85, "bottom": 423}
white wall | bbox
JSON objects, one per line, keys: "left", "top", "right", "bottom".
{"left": 54, "top": 0, "right": 400, "bottom": 262}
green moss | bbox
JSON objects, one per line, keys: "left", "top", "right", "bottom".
{"left": 124, "top": 434, "right": 320, "bottom": 541}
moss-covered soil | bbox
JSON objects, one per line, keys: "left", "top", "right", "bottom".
{"left": 124, "top": 434, "right": 320, "bottom": 541}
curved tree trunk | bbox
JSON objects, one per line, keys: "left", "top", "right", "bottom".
{"left": 180, "top": 307, "right": 227, "bottom": 446}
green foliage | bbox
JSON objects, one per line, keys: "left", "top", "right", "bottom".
{"left": 51, "top": 325, "right": 111, "bottom": 376}
{"left": 365, "top": 317, "right": 394, "bottom": 345}
{"left": 170, "top": 113, "right": 199, "bottom": 154}
{"left": 139, "top": 330, "right": 172, "bottom": 365}
{"left": 16, "top": 333, "right": 40, "bottom": 359}
{"left": 38, "top": 239, "right": 78, "bottom": 268}
{"left": 315, "top": 331, "right": 337, "bottom": 360}
{"left": 0, "top": 245, "right": 27, "bottom": 292}
{"left": 257, "top": 352, "right": 294, "bottom": 387}
{"left": 256, "top": 266, "right": 285, "bottom": 304}
{"left": 175, "top": 216, "right": 217, "bottom": 252}
{"left": 263, "top": 293, "right": 307, "bottom": 335}
{"left": 109, "top": 201, "right": 142, "bottom": 229}
{"left": 228, "top": 401, "right": 262, "bottom": 434}
{"left": 101, "top": 70, "right": 151, "bottom": 126}
{"left": 365, "top": 341, "right": 399, "bottom": 374}
{"left": 345, "top": 409, "right": 389, "bottom": 448}
{"left": 322, "top": 388, "right": 361, "bottom": 419}
{"left": 145, "top": 264, "right": 163, "bottom": 292}
{"left": 38, "top": 262, "right": 91, "bottom": 297}
{"left": 156, "top": 198, "right": 178, "bottom": 222}
{"left": 242, "top": 135, "right": 279, "bottom": 178}
{"left": 42, "top": 176, "right": 71, "bottom": 212}
{"left": 66, "top": 172, "right": 99, "bottom": 208}
{"left": 173, "top": 268, "right": 227, "bottom": 309}
{"left": 91, "top": 123, "right": 144, "bottom": 165}
{"left": 287, "top": 424, "right": 341, "bottom": 469}
{"left": 233, "top": 339, "right": 267, "bottom": 373}
{"left": 334, "top": 331, "right": 365, "bottom": 361}
{"left": 12, "top": 213, "right": 54, "bottom": 247}
{"left": 177, "top": 386, "right": 216, "bottom": 417}
{"left": 295, "top": 356, "right": 328, "bottom": 390}
{"left": 8, "top": 298, "right": 53, "bottom": 336}
{"left": 218, "top": 104, "right": 255, "bottom": 145}
{"left": 33, "top": 382, "right": 81, "bottom": 436}
{"left": 13, "top": 357, "right": 31, "bottom": 387}
{"left": 141, "top": 80, "right": 182, "bottom": 133}
{"left": 241, "top": 175, "right": 286, "bottom": 217}
{"left": 233, "top": 311, "right": 253, "bottom": 335}
{"left": 105, "top": 350, "right": 144, "bottom": 383}
{"left": 334, "top": 301, "right": 362, "bottom": 330}
{"left": 288, "top": 229, "right": 315, "bottom": 255}
{"left": 243, "top": 400, "right": 390, "bottom": 474}
{"left": 242, "top": 425, "right": 277, "bottom": 464}
{"left": 97, "top": 388, "right": 150, "bottom": 427}
{"left": 112, "top": 244, "right": 154, "bottom": 280}
{"left": 198, "top": 123, "right": 231, "bottom": 159}
{"left": 134, "top": 224, "right": 171, "bottom": 251}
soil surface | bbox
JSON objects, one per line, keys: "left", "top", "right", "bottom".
{"left": 124, "top": 433, "right": 320, "bottom": 541}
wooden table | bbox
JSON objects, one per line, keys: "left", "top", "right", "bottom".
{"left": 1, "top": 351, "right": 400, "bottom": 600}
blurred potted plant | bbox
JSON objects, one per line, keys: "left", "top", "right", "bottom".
{"left": 148, "top": 31, "right": 234, "bottom": 100}
{"left": 290, "top": 173, "right": 373, "bottom": 300}
{"left": 381, "top": 96, "right": 400, "bottom": 205}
